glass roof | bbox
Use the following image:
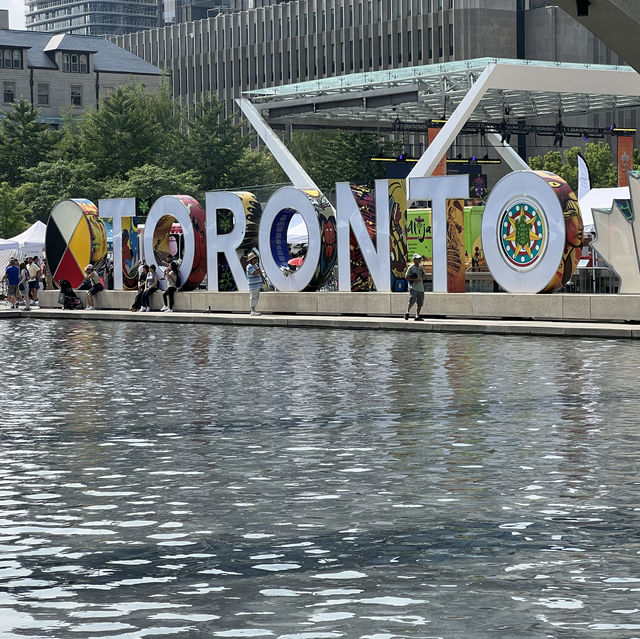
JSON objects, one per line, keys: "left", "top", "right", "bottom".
{"left": 243, "top": 57, "right": 640, "bottom": 130}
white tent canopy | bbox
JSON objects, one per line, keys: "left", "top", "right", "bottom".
{"left": 0, "top": 221, "right": 46, "bottom": 278}
{"left": 0, "top": 238, "right": 19, "bottom": 251}
{"left": 287, "top": 213, "right": 309, "bottom": 245}
{"left": 9, "top": 220, "right": 46, "bottom": 255}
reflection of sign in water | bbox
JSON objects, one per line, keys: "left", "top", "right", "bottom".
{"left": 407, "top": 209, "right": 432, "bottom": 258}
{"left": 499, "top": 199, "right": 546, "bottom": 269}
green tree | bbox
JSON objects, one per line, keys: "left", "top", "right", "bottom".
{"left": 584, "top": 141, "right": 618, "bottom": 188}
{"left": 80, "top": 84, "right": 164, "bottom": 179}
{"left": 287, "top": 130, "right": 390, "bottom": 191}
{"left": 0, "top": 182, "right": 28, "bottom": 237}
{"left": 225, "top": 148, "right": 287, "bottom": 188}
{"left": 102, "top": 164, "right": 202, "bottom": 208}
{"left": 174, "top": 95, "right": 248, "bottom": 190}
{"left": 529, "top": 141, "right": 617, "bottom": 191}
{"left": 0, "top": 99, "right": 56, "bottom": 185}
{"left": 17, "top": 159, "right": 102, "bottom": 223}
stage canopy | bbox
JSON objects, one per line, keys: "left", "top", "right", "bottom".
{"left": 238, "top": 57, "right": 640, "bottom": 184}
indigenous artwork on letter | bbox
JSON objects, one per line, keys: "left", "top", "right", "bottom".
{"left": 446, "top": 198, "right": 466, "bottom": 293}
{"left": 45, "top": 199, "right": 107, "bottom": 288}
{"left": 536, "top": 172, "right": 584, "bottom": 293}
{"left": 349, "top": 183, "right": 377, "bottom": 291}
{"left": 121, "top": 216, "right": 139, "bottom": 291}
{"left": 231, "top": 191, "right": 262, "bottom": 290}
{"left": 389, "top": 179, "right": 408, "bottom": 292}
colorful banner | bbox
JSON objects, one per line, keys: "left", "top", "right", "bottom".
{"left": 618, "top": 135, "right": 634, "bottom": 187}
{"left": 427, "top": 127, "right": 447, "bottom": 176}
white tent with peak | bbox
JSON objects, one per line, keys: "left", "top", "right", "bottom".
{"left": 0, "top": 221, "right": 47, "bottom": 278}
{"left": 9, "top": 220, "right": 46, "bottom": 256}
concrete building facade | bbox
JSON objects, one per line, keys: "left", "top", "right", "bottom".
{"left": 109, "top": 0, "right": 635, "bottom": 164}
{"left": 0, "top": 21, "right": 163, "bottom": 124}
{"left": 25, "top": 0, "right": 159, "bottom": 37}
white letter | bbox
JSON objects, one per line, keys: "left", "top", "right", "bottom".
{"left": 205, "top": 191, "right": 247, "bottom": 291}
{"left": 408, "top": 175, "right": 468, "bottom": 292}
{"left": 481, "top": 171, "right": 567, "bottom": 293}
{"left": 336, "top": 180, "right": 392, "bottom": 292}
{"left": 99, "top": 197, "right": 135, "bottom": 290}
{"left": 145, "top": 195, "right": 195, "bottom": 288}
{"left": 258, "top": 187, "right": 322, "bottom": 292}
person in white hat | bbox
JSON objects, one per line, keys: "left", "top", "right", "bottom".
{"left": 404, "top": 254, "right": 427, "bottom": 321}
{"left": 245, "top": 252, "right": 263, "bottom": 316}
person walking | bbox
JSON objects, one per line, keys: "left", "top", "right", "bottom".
{"left": 2, "top": 258, "right": 20, "bottom": 308}
{"left": 140, "top": 264, "right": 159, "bottom": 311}
{"left": 246, "top": 252, "right": 263, "bottom": 316}
{"left": 160, "top": 261, "right": 179, "bottom": 312}
{"left": 405, "top": 253, "right": 428, "bottom": 321}
{"left": 17, "top": 261, "right": 31, "bottom": 311}
{"left": 26, "top": 257, "right": 40, "bottom": 305}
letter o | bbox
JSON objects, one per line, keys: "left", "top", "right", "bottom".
{"left": 258, "top": 187, "right": 327, "bottom": 292}
{"left": 482, "top": 171, "right": 568, "bottom": 293}
{"left": 144, "top": 195, "right": 206, "bottom": 291}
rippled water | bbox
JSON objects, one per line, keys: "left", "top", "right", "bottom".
{"left": 1, "top": 319, "right": 639, "bottom": 638}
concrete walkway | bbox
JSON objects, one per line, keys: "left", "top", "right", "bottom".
{"left": 1, "top": 306, "right": 639, "bottom": 339}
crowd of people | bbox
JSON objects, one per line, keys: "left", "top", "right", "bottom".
{"left": 1, "top": 256, "right": 51, "bottom": 311}
{"left": 3, "top": 251, "right": 432, "bottom": 320}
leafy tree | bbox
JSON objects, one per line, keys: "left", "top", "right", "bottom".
{"left": 529, "top": 142, "right": 617, "bottom": 191}
{"left": 288, "top": 130, "right": 390, "bottom": 191}
{"left": 17, "top": 159, "right": 102, "bottom": 223}
{"left": 225, "top": 148, "right": 287, "bottom": 189}
{"left": 80, "top": 84, "right": 164, "bottom": 179}
{"left": 0, "top": 182, "right": 28, "bottom": 237}
{"left": 174, "top": 95, "right": 248, "bottom": 190}
{"left": 0, "top": 99, "right": 56, "bottom": 185}
{"left": 584, "top": 141, "right": 618, "bottom": 188}
{"left": 102, "top": 164, "right": 202, "bottom": 208}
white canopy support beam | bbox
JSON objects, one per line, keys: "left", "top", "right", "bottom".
{"left": 407, "top": 63, "right": 496, "bottom": 179}
{"left": 236, "top": 97, "right": 319, "bottom": 189}
{"left": 486, "top": 132, "right": 530, "bottom": 171}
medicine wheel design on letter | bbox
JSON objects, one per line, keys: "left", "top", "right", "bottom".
{"left": 499, "top": 199, "right": 546, "bottom": 269}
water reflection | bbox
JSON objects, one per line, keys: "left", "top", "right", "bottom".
{"left": 1, "top": 319, "right": 639, "bottom": 637}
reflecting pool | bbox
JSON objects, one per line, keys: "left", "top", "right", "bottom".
{"left": 1, "top": 319, "right": 639, "bottom": 638}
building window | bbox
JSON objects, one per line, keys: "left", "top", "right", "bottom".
{"left": 63, "top": 53, "right": 70, "bottom": 72}
{"left": 397, "top": 33, "right": 402, "bottom": 62}
{"left": 3, "top": 81, "right": 16, "bottom": 104}
{"left": 0, "top": 48, "right": 22, "bottom": 69}
{"left": 438, "top": 25, "right": 442, "bottom": 56}
{"left": 407, "top": 30, "right": 412, "bottom": 61}
{"left": 448, "top": 23, "right": 453, "bottom": 55}
{"left": 427, "top": 27, "right": 432, "bottom": 58}
{"left": 79, "top": 54, "right": 88, "bottom": 73}
{"left": 37, "top": 83, "right": 49, "bottom": 106}
{"left": 71, "top": 54, "right": 79, "bottom": 73}
{"left": 417, "top": 29, "right": 422, "bottom": 59}
{"left": 71, "top": 85, "right": 82, "bottom": 107}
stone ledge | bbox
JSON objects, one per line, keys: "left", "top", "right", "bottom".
{"left": 34, "top": 290, "right": 640, "bottom": 325}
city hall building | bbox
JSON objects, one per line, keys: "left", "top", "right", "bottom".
{"left": 112, "top": 2, "right": 629, "bottom": 118}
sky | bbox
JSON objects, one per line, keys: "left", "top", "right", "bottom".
{"left": 0, "top": 0, "right": 26, "bottom": 29}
